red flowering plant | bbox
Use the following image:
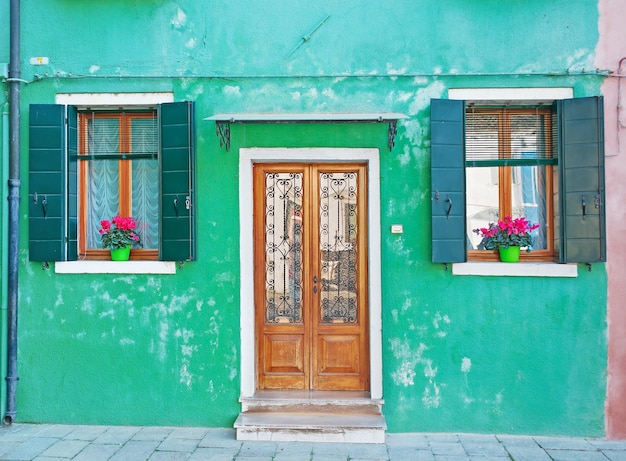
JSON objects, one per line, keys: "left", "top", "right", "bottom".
{"left": 473, "top": 215, "right": 540, "bottom": 251}
{"left": 98, "top": 216, "right": 141, "bottom": 250}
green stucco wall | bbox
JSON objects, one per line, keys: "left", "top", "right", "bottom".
{"left": 0, "top": 0, "right": 608, "bottom": 436}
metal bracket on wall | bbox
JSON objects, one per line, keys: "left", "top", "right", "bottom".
{"left": 216, "top": 121, "right": 231, "bottom": 152}
{"left": 206, "top": 113, "right": 408, "bottom": 153}
{"left": 387, "top": 120, "right": 398, "bottom": 151}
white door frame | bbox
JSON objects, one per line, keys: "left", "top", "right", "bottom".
{"left": 239, "top": 148, "right": 383, "bottom": 399}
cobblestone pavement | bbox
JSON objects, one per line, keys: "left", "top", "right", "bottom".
{"left": 1, "top": 424, "right": 626, "bottom": 460}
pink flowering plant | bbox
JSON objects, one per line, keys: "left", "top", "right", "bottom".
{"left": 473, "top": 215, "right": 540, "bottom": 251}
{"left": 98, "top": 215, "right": 141, "bottom": 250}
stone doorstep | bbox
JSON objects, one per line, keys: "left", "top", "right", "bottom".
{"left": 234, "top": 412, "right": 387, "bottom": 444}
{"left": 235, "top": 391, "right": 386, "bottom": 444}
{"left": 239, "top": 391, "right": 384, "bottom": 415}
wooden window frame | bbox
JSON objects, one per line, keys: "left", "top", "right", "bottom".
{"left": 77, "top": 111, "right": 158, "bottom": 260}
{"left": 466, "top": 107, "right": 555, "bottom": 262}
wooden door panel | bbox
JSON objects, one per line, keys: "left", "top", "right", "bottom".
{"left": 264, "top": 334, "right": 304, "bottom": 374}
{"left": 317, "top": 334, "right": 360, "bottom": 374}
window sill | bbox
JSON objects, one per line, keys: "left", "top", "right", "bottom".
{"left": 452, "top": 262, "right": 578, "bottom": 277}
{"left": 54, "top": 261, "right": 177, "bottom": 274}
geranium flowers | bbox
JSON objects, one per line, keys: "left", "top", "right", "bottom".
{"left": 98, "top": 216, "right": 141, "bottom": 250}
{"left": 473, "top": 216, "right": 540, "bottom": 251}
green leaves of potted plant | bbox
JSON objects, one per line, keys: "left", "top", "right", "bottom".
{"left": 473, "top": 215, "right": 540, "bottom": 262}
{"left": 98, "top": 216, "right": 141, "bottom": 261}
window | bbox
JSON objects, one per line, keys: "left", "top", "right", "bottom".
{"left": 465, "top": 107, "right": 554, "bottom": 261}
{"left": 431, "top": 96, "right": 605, "bottom": 264}
{"left": 28, "top": 101, "right": 196, "bottom": 263}
{"left": 78, "top": 111, "right": 159, "bottom": 260}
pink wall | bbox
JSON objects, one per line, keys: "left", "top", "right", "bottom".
{"left": 596, "top": 0, "right": 626, "bottom": 439}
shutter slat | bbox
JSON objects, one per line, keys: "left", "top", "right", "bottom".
{"left": 431, "top": 99, "right": 467, "bottom": 263}
{"left": 159, "top": 101, "right": 196, "bottom": 261}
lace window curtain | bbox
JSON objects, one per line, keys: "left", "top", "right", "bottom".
{"left": 86, "top": 116, "right": 159, "bottom": 249}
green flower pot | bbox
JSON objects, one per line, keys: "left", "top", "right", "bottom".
{"left": 110, "top": 245, "right": 131, "bottom": 261}
{"left": 499, "top": 246, "right": 521, "bottom": 263}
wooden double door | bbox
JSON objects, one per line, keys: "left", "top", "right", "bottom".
{"left": 253, "top": 163, "right": 370, "bottom": 391}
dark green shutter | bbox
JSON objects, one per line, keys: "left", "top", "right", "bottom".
{"left": 29, "top": 104, "right": 77, "bottom": 262}
{"left": 430, "top": 99, "right": 466, "bottom": 263}
{"left": 556, "top": 96, "right": 606, "bottom": 263}
{"left": 159, "top": 101, "right": 196, "bottom": 261}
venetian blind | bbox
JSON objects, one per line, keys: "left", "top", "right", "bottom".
{"left": 465, "top": 107, "right": 554, "bottom": 164}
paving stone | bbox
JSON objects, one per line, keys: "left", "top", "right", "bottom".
{"left": 109, "top": 440, "right": 161, "bottom": 461}
{"left": 546, "top": 449, "right": 609, "bottom": 461}
{"left": 72, "top": 443, "right": 123, "bottom": 461}
{"left": 462, "top": 441, "right": 508, "bottom": 457}
{"left": 65, "top": 425, "right": 110, "bottom": 441}
{"left": 149, "top": 451, "right": 191, "bottom": 461}
{"left": 386, "top": 433, "right": 430, "bottom": 449}
{"left": 2, "top": 437, "right": 59, "bottom": 460}
{"left": 274, "top": 453, "right": 313, "bottom": 461}
{"left": 275, "top": 442, "right": 313, "bottom": 455}
{"left": 169, "top": 427, "right": 211, "bottom": 440}
{"left": 133, "top": 426, "right": 176, "bottom": 441}
{"left": 503, "top": 446, "right": 552, "bottom": 460}
{"left": 94, "top": 425, "right": 141, "bottom": 444}
{"left": 388, "top": 447, "right": 435, "bottom": 460}
{"left": 187, "top": 447, "right": 239, "bottom": 460}
{"left": 232, "top": 456, "right": 273, "bottom": 461}
{"left": 497, "top": 435, "right": 543, "bottom": 448}
{"left": 348, "top": 442, "right": 389, "bottom": 458}
{"left": 238, "top": 441, "right": 278, "bottom": 456}
{"left": 426, "top": 433, "right": 461, "bottom": 443}
{"left": 432, "top": 455, "right": 470, "bottom": 461}
{"left": 429, "top": 441, "right": 467, "bottom": 456}
{"left": 158, "top": 436, "right": 200, "bottom": 452}
{"left": 588, "top": 439, "right": 626, "bottom": 450}
{"left": 311, "top": 443, "right": 351, "bottom": 456}
{"left": 0, "top": 424, "right": 50, "bottom": 442}
{"left": 35, "top": 425, "right": 77, "bottom": 438}
{"left": 534, "top": 436, "right": 597, "bottom": 451}
{"left": 605, "top": 451, "right": 626, "bottom": 461}
{"left": 467, "top": 457, "right": 509, "bottom": 461}
{"left": 0, "top": 440, "right": 19, "bottom": 457}
{"left": 198, "top": 430, "right": 242, "bottom": 449}
{"left": 40, "top": 439, "right": 90, "bottom": 458}
{"left": 309, "top": 456, "right": 349, "bottom": 461}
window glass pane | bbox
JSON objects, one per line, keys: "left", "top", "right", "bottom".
{"left": 131, "top": 118, "right": 158, "bottom": 154}
{"left": 87, "top": 160, "right": 120, "bottom": 248}
{"left": 510, "top": 113, "right": 550, "bottom": 159}
{"left": 132, "top": 159, "right": 159, "bottom": 249}
{"left": 130, "top": 118, "right": 158, "bottom": 249}
{"left": 88, "top": 119, "right": 119, "bottom": 155}
{"left": 512, "top": 165, "right": 548, "bottom": 250}
{"left": 466, "top": 113, "right": 499, "bottom": 161}
{"left": 466, "top": 166, "right": 499, "bottom": 249}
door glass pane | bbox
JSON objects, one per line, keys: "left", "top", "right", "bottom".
{"left": 264, "top": 172, "right": 303, "bottom": 324}
{"left": 319, "top": 172, "right": 358, "bottom": 324}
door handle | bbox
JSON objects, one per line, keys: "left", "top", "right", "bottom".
{"left": 313, "top": 275, "right": 318, "bottom": 283}
{"left": 313, "top": 275, "right": 318, "bottom": 294}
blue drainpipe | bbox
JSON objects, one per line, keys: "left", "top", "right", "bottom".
{"left": 4, "top": 0, "right": 21, "bottom": 426}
